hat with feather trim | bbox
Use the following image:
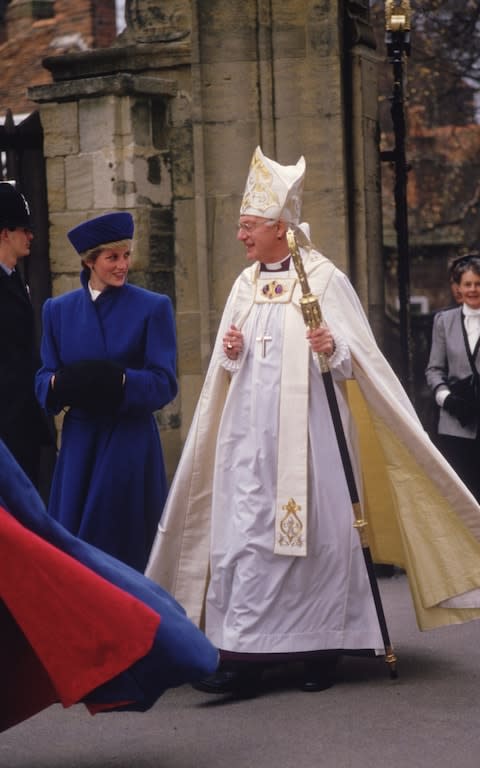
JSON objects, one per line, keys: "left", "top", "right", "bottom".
{"left": 67, "top": 212, "right": 134, "bottom": 254}
{"left": 239, "top": 146, "right": 305, "bottom": 225}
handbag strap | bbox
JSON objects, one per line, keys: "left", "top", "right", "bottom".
{"left": 461, "top": 312, "right": 480, "bottom": 378}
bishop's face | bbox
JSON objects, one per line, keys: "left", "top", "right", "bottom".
{"left": 236, "top": 216, "right": 287, "bottom": 264}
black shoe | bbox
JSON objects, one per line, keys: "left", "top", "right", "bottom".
{"left": 300, "top": 656, "right": 338, "bottom": 692}
{"left": 192, "top": 663, "right": 237, "bottom": 694}
{"left": 231, "top": 663, "right": 263, "bottom": 699}
{"left": 193, "top": 662, "right": 263, "bottom": 698}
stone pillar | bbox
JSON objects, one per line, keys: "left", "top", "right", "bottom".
{"left": 29, "top": 76, "right": 176, "bottom": 293}
{"left": 189, "top": 0, "right": 382, "bottom": 330}
{"left": 191, "top": 0, "right": 369, "bottom": 333}
{"left": 345, "top": 0, "right": 385, "bottom": 344}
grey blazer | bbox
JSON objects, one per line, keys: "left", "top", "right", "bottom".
{"left": 426, "top": 306, "right": 479, "bottom": 438}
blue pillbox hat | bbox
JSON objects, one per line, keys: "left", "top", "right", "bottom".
{"left": 67, "top": 212, "right": 134, "bottom": 254}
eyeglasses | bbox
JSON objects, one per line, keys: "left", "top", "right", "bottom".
{"left": 237, "top": 219, "right": 276, "bottom": 233}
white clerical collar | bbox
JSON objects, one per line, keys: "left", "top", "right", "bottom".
{"left": 261, "top": 256, "right": 291, "bottom": 272}
{"left": 88, "top": 282, "right": 102, "bottom": 301}
{"left": 462, "top": 304, "right": 480, "bottom": 317}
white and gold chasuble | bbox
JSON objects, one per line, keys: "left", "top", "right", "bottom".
{"left": 204, "top": 262, "right": 384, "bottom": 652}
{"left": 147, "top": 248, "right": 480, "bottom": 649}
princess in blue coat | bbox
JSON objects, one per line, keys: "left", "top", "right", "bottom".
{"left": 35, "top": 212, "right": 177, "bottom": 571}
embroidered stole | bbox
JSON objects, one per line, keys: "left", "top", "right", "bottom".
{"left": 254, "top": 274, "right": 309, "bottom": 557}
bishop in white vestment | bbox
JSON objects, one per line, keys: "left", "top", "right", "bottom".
{"left": 147, "top": 148, "right": 480, "bottom": 696}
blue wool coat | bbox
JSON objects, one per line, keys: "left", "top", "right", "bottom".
{"left": 35, "top": 271, "right": 177, "bottom": 571}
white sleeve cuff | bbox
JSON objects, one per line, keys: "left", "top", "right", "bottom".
{"left": 311, "top": 332, "right": 352, "bottom": 378}
{"left": 328, "top": 333, "right": 350, "bottom": 371}
{"left": 220, "top": 352, "right": 242, "bottom": 373}
{"left": 436, "top": 386, "right": 450, "bottom": 407}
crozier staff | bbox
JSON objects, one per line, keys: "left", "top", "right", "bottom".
{"left": 36, "top": 212, "right": 177, "bottom": 571}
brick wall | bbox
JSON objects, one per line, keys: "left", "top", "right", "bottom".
{"left": 0, "top": 0, "right": 117, "bottom": 114}
{"left": 53, "top": 0, "right": 116, "bottom": 49}
{"left": 92, "top": 0, "right": 117, "bottom": 48}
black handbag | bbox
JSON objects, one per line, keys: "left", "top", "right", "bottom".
{"left": 450, "top": 373, "right": 480, "bottom": 406}
{"left": 453, "top": 317, "right": 480, "bottom": 406}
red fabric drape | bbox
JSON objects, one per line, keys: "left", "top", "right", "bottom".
{"left": 0, "top": 506, "right": 160, "bottom": 731}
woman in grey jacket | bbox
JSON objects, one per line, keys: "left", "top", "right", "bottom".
{"left": 426, "top": 254, "right": 480, "bottom": 501}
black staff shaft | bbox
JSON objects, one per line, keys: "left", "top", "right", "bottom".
{"left": 286, "top": 229, "right": 397, "bottom": 678}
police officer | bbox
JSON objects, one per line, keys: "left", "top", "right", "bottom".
{"left": 0, "top": 182, "right": 53, "bottom": 487}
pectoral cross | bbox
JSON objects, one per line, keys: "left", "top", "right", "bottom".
{"left": 256, "top": 333, "right": 273, "bottom": 358}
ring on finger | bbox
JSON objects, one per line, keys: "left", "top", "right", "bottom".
{"left": 227, "top": 342, "right": 233, "bottom": 350}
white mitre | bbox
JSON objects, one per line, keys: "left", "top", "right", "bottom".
{"left": 240, "top": 146, "right": 306, "bottom": 225}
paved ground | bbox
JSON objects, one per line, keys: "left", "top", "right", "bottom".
{"left": 2, "top": 573, "right": 480, "bottom": 768}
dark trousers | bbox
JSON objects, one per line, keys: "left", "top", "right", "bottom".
{"left": 1, "top": 434, "right": 55, "bottom": 504}
{"left": 437, "top": 432, "right": 480, "bottom": 503}
{"left": 2, "top": 436, "right": 41, "bottom": 488}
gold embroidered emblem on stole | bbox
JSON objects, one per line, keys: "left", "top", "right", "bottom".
{"left": 278, "top": 498, "right": 304, "bottom": 549}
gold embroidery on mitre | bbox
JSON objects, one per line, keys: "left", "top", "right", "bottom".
{"left": 240, "top": 152, "right": 280, "bottom": 215}
{"left": 278, "top": 498, "right": 304, "bottom": 549}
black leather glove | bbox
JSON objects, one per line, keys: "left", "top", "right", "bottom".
{"left": 53, "top": 360, "right": 125, "bottom": 417}
{"left": 443, "top": 394, "right": 476, "bottom": 427}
